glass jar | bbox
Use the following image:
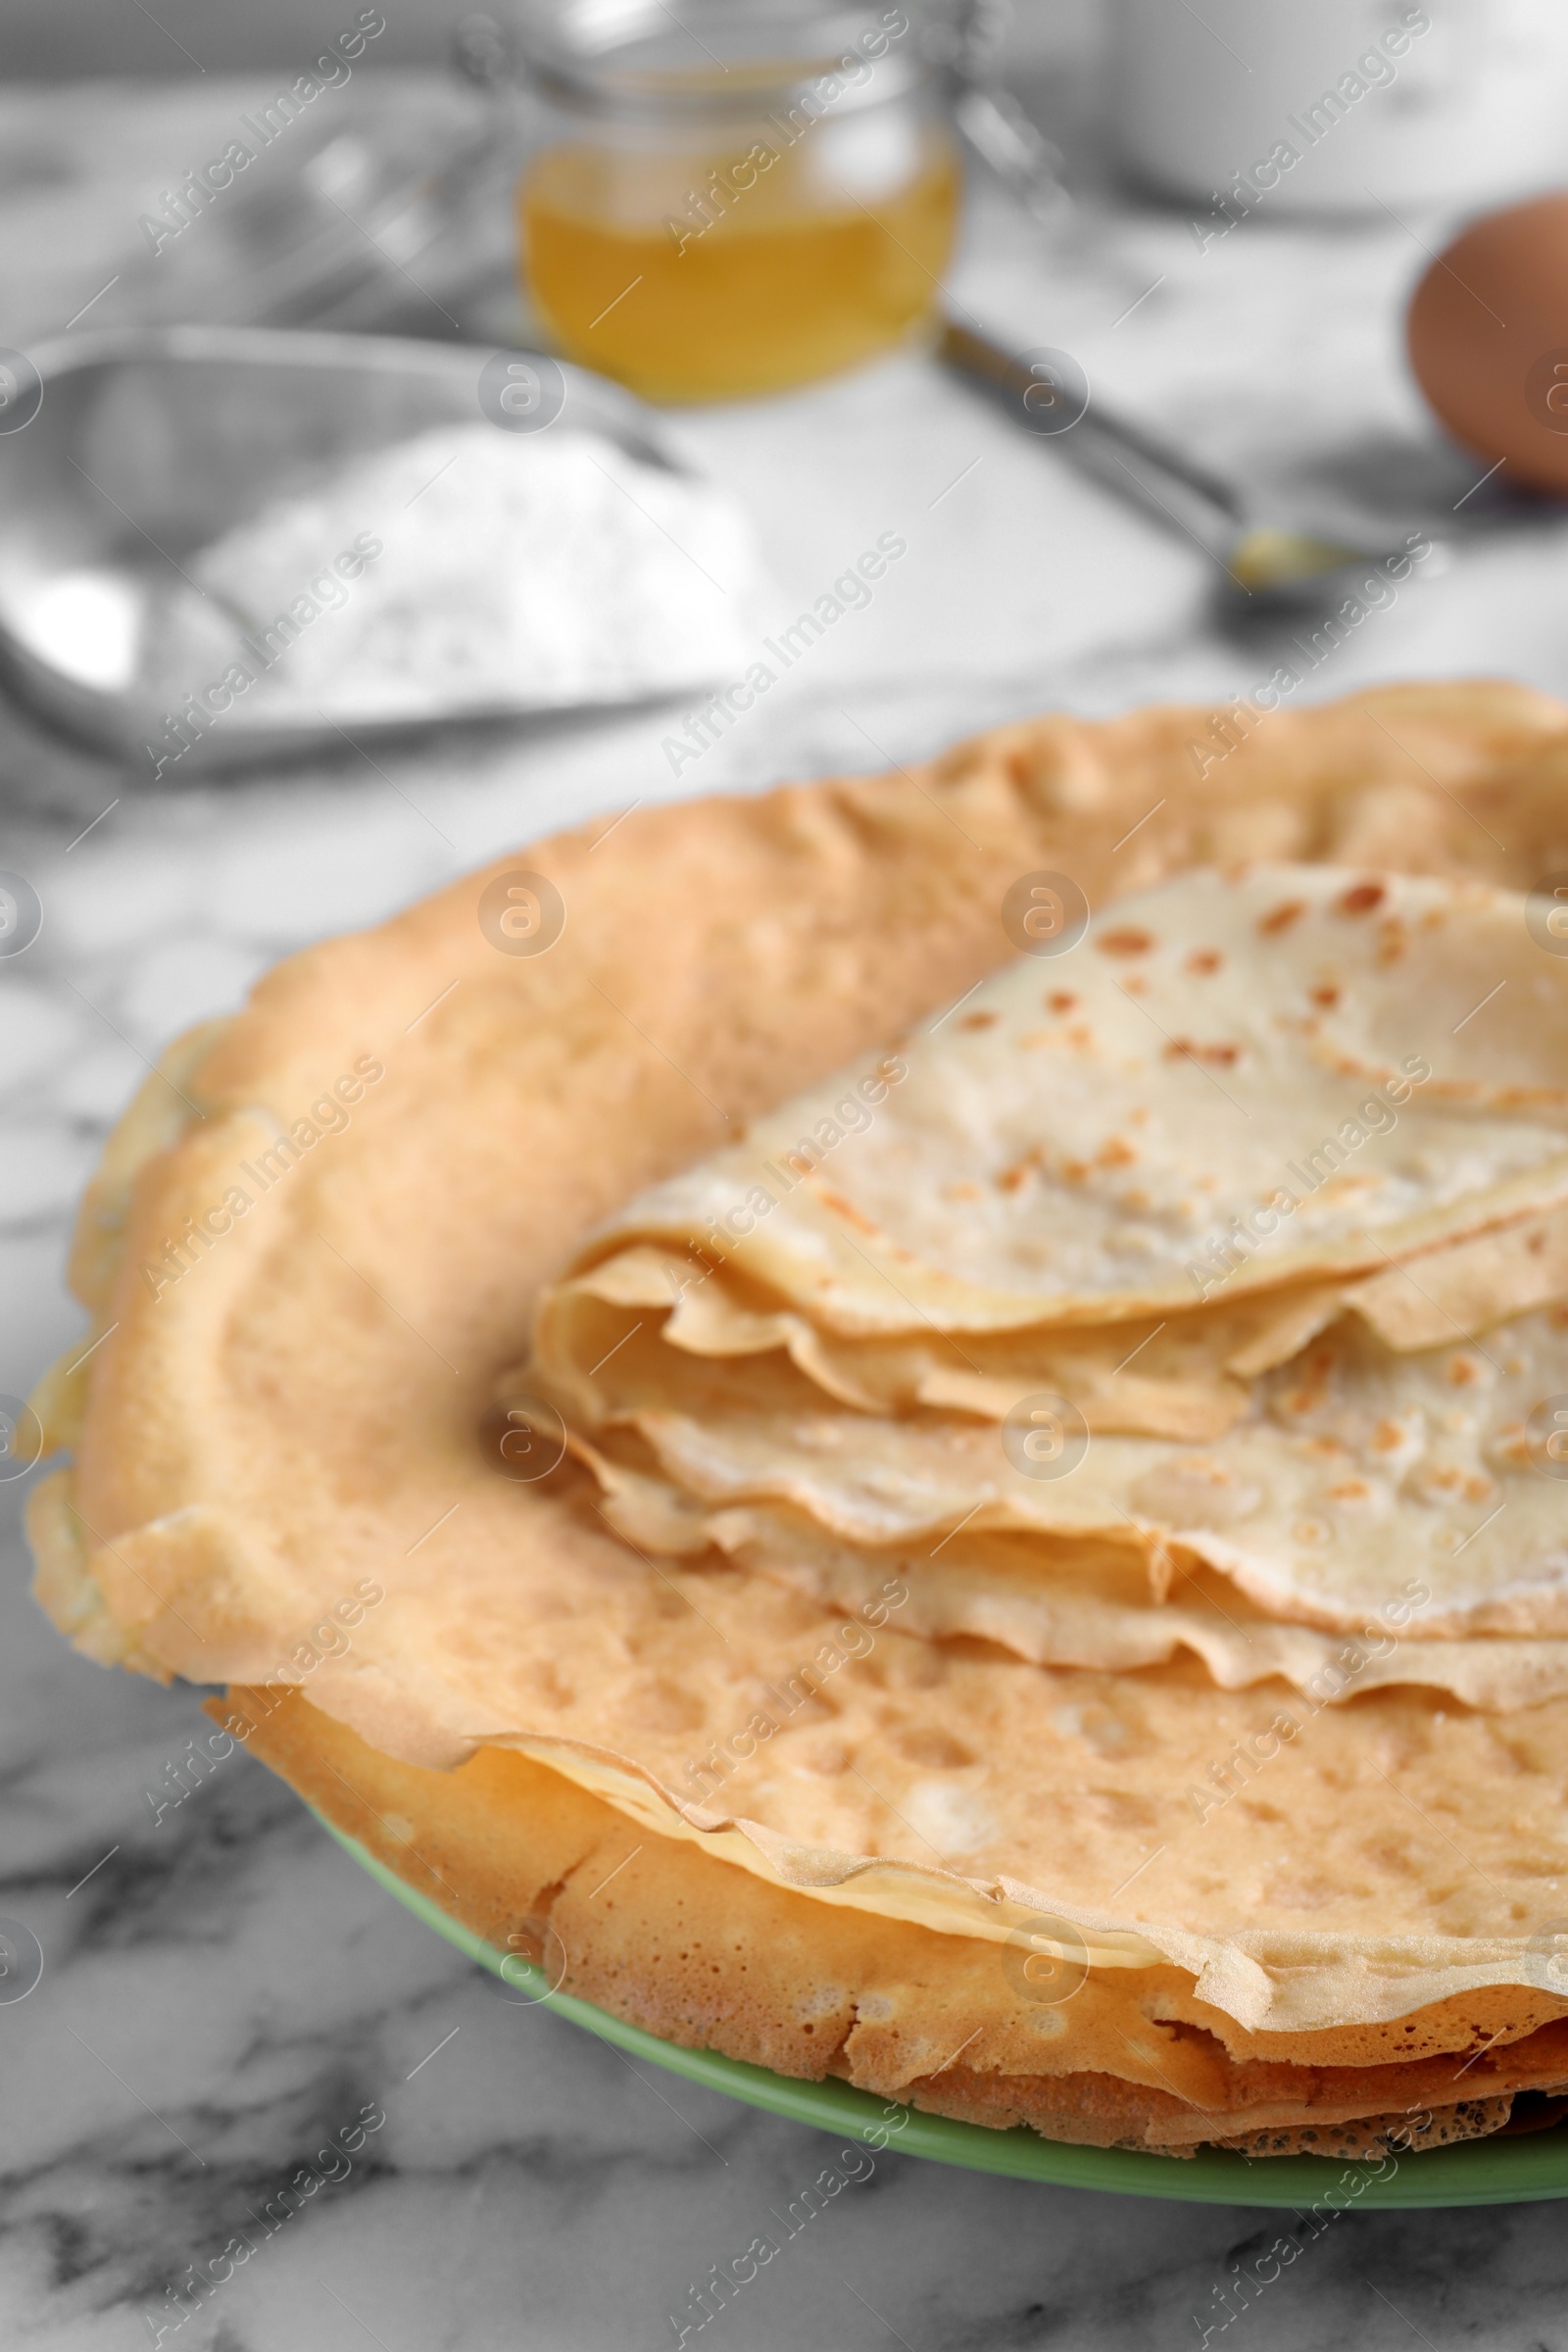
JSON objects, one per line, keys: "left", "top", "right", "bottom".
{"left": 512, "top": 0, "right": 962, "bottom": 403}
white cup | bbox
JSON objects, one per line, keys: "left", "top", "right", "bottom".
{"left": 1104, "top": 0, "right": 1568, "bottom": 217}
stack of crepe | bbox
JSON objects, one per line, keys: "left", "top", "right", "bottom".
{"left": 525, "top": 863, "right": 1568, "bottom": 1717}
{"left": 29, "top": 684, "right": 1568, "bottom": 2159}
{"left": 509, "top": 859, "right": 1568, "bottom": 2153}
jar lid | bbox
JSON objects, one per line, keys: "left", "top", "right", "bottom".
{"left": 513, "top": 0, "right": 947, "bottom": 120}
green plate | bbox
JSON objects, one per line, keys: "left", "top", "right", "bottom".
{"left": 318, "top": 1813, "right": 1568, "bottom": 2208}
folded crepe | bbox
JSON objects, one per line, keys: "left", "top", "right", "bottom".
{"left": 28, "top": 683, "right": 1568, "bottom": 2157}
{"left": 540, "top": 1193, "right": 1568, "bottom": 1435}
{"left": 523, "top": 866, "right": 1568, "bottom": 1660}
{"left": 555, "top": 865, "right": 1568, "bottom": 1336}
{"left": 532, "top": 1297, "right": 1568, "bottom": 1632}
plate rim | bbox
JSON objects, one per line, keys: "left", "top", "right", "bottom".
{"left": 316, "top": 1810, "right": 1568, "bottom": 2209}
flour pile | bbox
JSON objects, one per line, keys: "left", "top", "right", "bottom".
{"left": 192, "top": 422, "right": 761, "bottom": 715}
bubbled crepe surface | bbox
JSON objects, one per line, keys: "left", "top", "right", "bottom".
{"left": 25, "top": 683, "right": 1568, "bottom": 2084}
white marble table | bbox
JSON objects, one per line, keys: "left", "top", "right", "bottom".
{"left": 4, "top": 66, "right": 1568, "bottom": 2352}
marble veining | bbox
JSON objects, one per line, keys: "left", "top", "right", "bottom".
{"left": 3, "top": 61, "right": 1568, "bottom": 2352}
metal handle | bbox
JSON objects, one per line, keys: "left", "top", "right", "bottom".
{"left": 939, "top": 318, "right": 1245, "bottom": 569}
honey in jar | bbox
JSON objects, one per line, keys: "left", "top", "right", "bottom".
{"left": 514, "top": 3, "right": 961, "bottom": 403}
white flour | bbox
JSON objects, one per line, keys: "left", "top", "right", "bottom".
{"left": 192, "top": 422, "right": 762, "bottom": 715}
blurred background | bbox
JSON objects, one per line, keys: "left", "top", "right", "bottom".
{"left": 16, "top": 0, "right": 491, "bottom": 68}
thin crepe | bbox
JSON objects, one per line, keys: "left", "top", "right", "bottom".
{"left": 555, "top": 1304, "right": 1568, "bottom": 1631}
{"left": 535, "top": 1244, "right": 1348, "bottom": 1440}
{"left": 565, "top": 865, "right": 1568, "bottom": 1335}
{"left": 228, "top": 1690, "right": 1568, "bottom": 2158}
{"left": 583, "top": 1483, "right": 1568, "bottom": 1711}
{"left": 537, "top": 1191, "right": 1568, "bottom": 1438}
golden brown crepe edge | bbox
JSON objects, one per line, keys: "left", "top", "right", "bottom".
{"left": 214, "top": 1684, "right": 1568, "bottom": 2158}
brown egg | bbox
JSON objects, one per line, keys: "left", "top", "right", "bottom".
{"left": 1406, "top": 191, "right": 1568, "bottom": 496}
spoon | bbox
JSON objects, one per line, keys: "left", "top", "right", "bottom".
{"left": 938, "top": 318, "right": 1431, "bottom": 611}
